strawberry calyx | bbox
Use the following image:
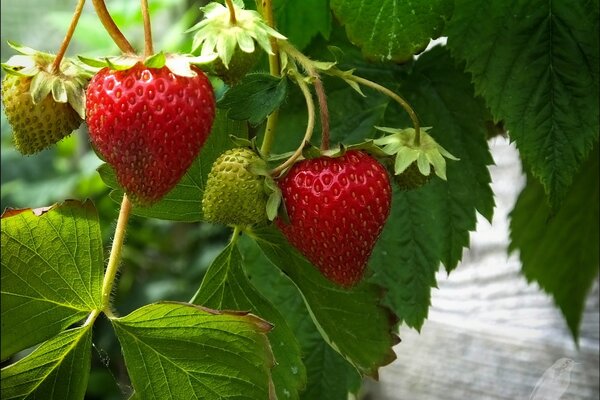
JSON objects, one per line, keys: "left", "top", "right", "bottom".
{"left": 373, "top": 126, "right": 458, "bottom": 181}
{"left": 1, "top": 41, "right": 90, "bottom": 119}
{"left": 78, "top": 51, "right": 217, "bottom": 78}
{"left": 188, "top": 0, "right": 286, "bottom": 69}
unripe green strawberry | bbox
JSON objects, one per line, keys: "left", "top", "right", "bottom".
{"left": 2, "top": 75, "right": 81, "bottom": 154}
{"left": 383, "top": 158, "right": 432, "bottom": 191}
{"left": 213, "top": 47, "right": 260, "bottom": 85}
{"left": 202, "top": 147, "right": 268, "bottom": 227}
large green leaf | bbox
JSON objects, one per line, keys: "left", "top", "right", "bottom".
{"left": 238, "top": 236, "right": 361, "bottom": 400}
{"left": 1, "top": 325, "right": 93, "bottom": 400}
{"left": 1, "top": 200, "right": 103, "bottom": 360}
{"left": 274, "top": 0, "right": 332, "bottom": 50}
{"left": 111, "top": 302, "right": 275, "bottom": 400}
{"left": 191, "top": 240, "right": 306, "bottom": 400}
{"left": 98, "top": 111, "right": 247, "bottom": 222}
{"left": 509, "top": 148, "right": 599, "bottom": 340}
{"left": 446, "top": 0, "right": 600, "bottom": 209}
{"left": 249, "top": 227, "right": 398, "bottom": 378}
{"left": 330, "top": 0, "right": 453, "bottom": 62}
{"left": 371, "top": 46, "right": 494, "bottom": 330}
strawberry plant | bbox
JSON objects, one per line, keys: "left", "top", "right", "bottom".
{"left": 1, "top": 0, "right": 598, "bottom": 399}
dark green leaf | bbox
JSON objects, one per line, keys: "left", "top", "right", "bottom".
{"left": 98, "top": 111, "right": 247, "bottom": 222}
{"left": 0, "top": 200, "right": 103, "bottom": 360}
{"left": 1, "top": 325, "right": 93, "bottom": 400}
{"left": 446, "top": 0, "right": 600, "bottom": 209}
{"left": 249, "top": 227, "right": 398, "bottom": 378}
{"left": 274, "top": 0, "right": 332, "bottom": 50}
{"left": 330, "top": 0, "right": 453, "bottom": 62}
{"left": 238, "top": 235, "right": 361, "bottom": 399}
{"left": 509, "top": 147, "right": 599, "bottom": 340}
{"left": 191, "top": 241, "right": 306, "bottom": 400}
{"left": 111, "top": 302, "right": 275, "bottom": 400}
{"left": 218, "top": 73, "right": 288, "bottom": 126}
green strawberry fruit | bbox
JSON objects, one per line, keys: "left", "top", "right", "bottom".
{"left": 2, "top": 74, "right": 81, "bottom": 154}
{"left": 383, "top": 158, "right": 433, "bottom": 191}
{"left": 202, "top": 147, "right": 269, "bottom": 227}
{"left": 213, "top": 47, "right": 260, "bottom": 85}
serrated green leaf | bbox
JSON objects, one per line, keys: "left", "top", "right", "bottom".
{"left": 249, "top": 227, "right": 398, "bottom": 378}
{"left": 1, "top": 200, "right": 103, "bottom": 360}
{"left": 274, "top": 0, "right": 332, "bottom": 50}
{"left": 111, "top": 302, "right": 275, "bottom": 400}
{"left": 238, "top": 236, "right": 362, "bottom": 399}
{"left": 0, "top": 326, "right": 93, "bottom": 400}
{"left": 385, "top": 46, "right": 494, "bottom": 269}
{"left": 191, "top": 241, "right": 306, "bottom": 400}
{"left": 446, "top": 0, "right": 600, "bottom": 210}
{"left": 509, "top": 147, "right": 599, "bottom": 341}
{"left": 330, "top": 0, "right": 453, "bottom": 62}
{"left": 218, "top": 73, "right": 288, "bottom": 126}
{"left": 98, "top": 111, "right": 247, "bottom": 222}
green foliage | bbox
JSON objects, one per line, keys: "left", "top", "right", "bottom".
{"left": 112, "top": 302, "right": 275, "bottom": 399}
{"left": 331, "top": 0, "right": 453, "bottom": 62}
{"left": 445, "top": 0, "right": 600, "bottom": 210}
{"left": 191, "top": 240, "right": 306, "bottom": 399}
{"left": 1, "top": 326, "right": 93, "bottom": 400}
{"left": 510, "top": 147, "right": 599, "bottom": 340}
{"left": 218, "top": 73, "right": 288, "bottom": 126}
{"left": 0, "top": 200, "right": 103, "bottom": 360}
{"left": 274, "top": 0, "right": 332, "bottom": 50}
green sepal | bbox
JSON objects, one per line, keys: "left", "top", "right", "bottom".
{"left": 373, "top": 127, "right": 459, "bottom": 180}
{"left": 144, "top": 52, "right": 166, "bottom": 68}
{"left": 264, "top": 176, "right": 282, "bottom": 222}
{"left": 229, "top": 135, "right": 253, "bottom": 148}
{"left": 2, "top": 41, "right": 89, "bottom": 119}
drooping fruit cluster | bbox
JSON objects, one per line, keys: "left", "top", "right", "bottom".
{"left": 1, "top": 43, "right": 88, "bottom": 155}
{"left": 86, "top": 63, "right": 215, "bottom": 205}
{"left": 202, "top": 147, "right": 269, "bottom": 227}
{"left": 276, "top": 150, "right": 392, "bottom": 287}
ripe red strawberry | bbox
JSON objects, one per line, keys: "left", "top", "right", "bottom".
{"left": 276, "top": 150, "right": 392, "bottom": 287}
{"left": 86, "top": 63, "right": 215, "bottom": 205}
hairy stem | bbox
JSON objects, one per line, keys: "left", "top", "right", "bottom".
{"left": 346, "top": 75, "right": 421, "bottom": 145}
{"left": 280, "top": 42, "right": 330, "bottom": 150}
{"left": 225, "top": 0, "right": 237, "bottom": 25}
{"left": 258, "top": 0, "right": 281, "bottom": 157}
{"left": 51, "top": 0, "right": 86, "bottom": 74}
{"left": 141, "top": 0, "right": 154, "bottom": 57}
{"left": 101, "top": 194, "right": 132, "bottom": 314}
{"left": 271, "top": 71, "right": 316, "bottom": 177}
{"left": 91, "top": 0, "right": 136, "bottom": 54}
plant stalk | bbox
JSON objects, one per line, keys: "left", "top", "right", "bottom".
{"left": 271, "top": 71, "right": 316, "bottom": 176}
{"left": 51, "top": 0, "right": 87, "bottom": 74}
{"left": 225, "top": 0, "right": 238, "bottom": 25}
{"left": 141, "top": 0, "right": 154, "bottom": 57}
{"left": 346, "top": 75, "right": 421, "bottom": 145}
{"left": 101, "top": 194, "right": 132, "bottom": 314}
{"left": 91, "top": 0, "right": 136, "bottom": 54}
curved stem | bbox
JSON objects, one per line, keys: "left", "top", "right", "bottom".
{"left": 140, "top": 0, "right": 154, "bottom": 57}
{"left": 51, "top": 0, "right": 86, "bottom": 74}
{"left": 346, "top": 75, "right": 421, "bottom": 145}
{"left": 279, "top": 41, "right": 330, "bottom": 149}
{"left": 91, "top": 0, "right": 136, "bottom": 54}
{"left": 271, "top": 71, "right": 315, "bottom": 177}
{"left": 101, "top": 194, "right": 132, "bottom": 313}
{"left": 225, "top": 0, "right": 238, "bottom": 25}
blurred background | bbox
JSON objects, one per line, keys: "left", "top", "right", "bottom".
{"left": 1, "top": 1, "right": 598, "bottom": 399}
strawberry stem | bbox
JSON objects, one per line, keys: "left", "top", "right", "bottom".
{"left": 91, "top": 0, "right": 136, "bottom": 54}
{"left": 271, "top": 70, "right": 316, "bottom": 177}
{"left": 101, "top": 194, "right": 132, "bottom": 316}
{"left": 346, "top": 75, "right": 421, "bottom": 146}
{"left": 258, "top": 0, "right": 281, "bottom": 157}
{"left": 140, "top": 0, "right": 154, "bottom": 57}
{"left": 225, "top": 0, "right": 238, "bottom": 25}
{"left": 280, "top": 41, "right": 331, "bottom": 150}
{"left": 51, "top": 0, "right": 86, "bottom": 74}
